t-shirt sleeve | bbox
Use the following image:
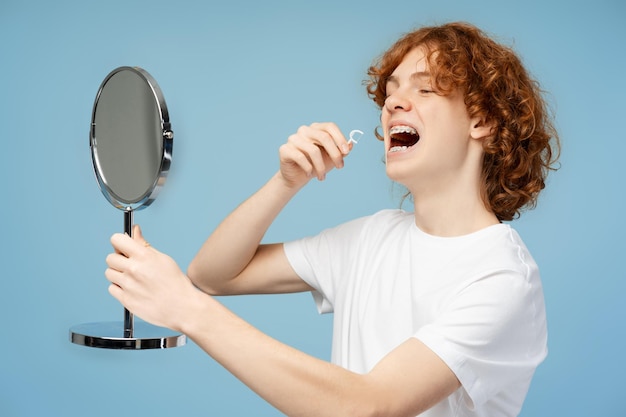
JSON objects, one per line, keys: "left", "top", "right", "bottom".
{"left": 414, "top": 270, "right": 548, "bottom": 410}
{"left": 283, "top": 215, "right": 370, "bottom": 314}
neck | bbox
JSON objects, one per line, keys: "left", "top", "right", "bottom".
{"left": 406, "top": 172, "right": 499, "bottom": 237}
{"left": 411, "top": 195, "right": 499, "bottom": 237}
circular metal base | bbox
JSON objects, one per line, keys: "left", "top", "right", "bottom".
{"left": 70, "top": 321, "right": 186, "bottom": 350}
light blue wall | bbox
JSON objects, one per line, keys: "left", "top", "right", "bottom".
{"left": 1, "top": 0, "right": 624, "bottom": 415}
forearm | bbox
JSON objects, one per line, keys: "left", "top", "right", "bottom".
{"left": 181, "top": 291, "right": 381, "bottom": 417}
{"left": 178, "top": 290, "right": 458, "bottom": 417}
{"left": 188, "top": 123, "right": 353, "bottom": 294}
{"left": 187, "top": 171, "right": 303, "bottom": 293}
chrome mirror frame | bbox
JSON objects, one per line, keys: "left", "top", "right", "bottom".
{"left": 90, "top": 66, "right": 174, "bottom": 211}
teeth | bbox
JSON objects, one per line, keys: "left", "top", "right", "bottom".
{"left": 389, "top": 146, "right": 409, "bottom": 153}
{"left": 389, "top": 125, "right": 417, "bottom": 136}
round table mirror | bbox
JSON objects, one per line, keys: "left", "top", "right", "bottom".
{"left": 70, "top": 66, "right": 185, "bottom": 350}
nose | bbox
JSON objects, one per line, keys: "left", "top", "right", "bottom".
{"left": 384, "top": 89, "right": 412, "bottom": 113}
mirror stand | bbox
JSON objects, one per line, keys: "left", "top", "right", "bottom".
{"left": 70, "top": 207, "right": 186, "bottom": 350}
{"left": 70, "top": 66, "right": 185, "bottom": 350}
{"left": 123, "top": 207, "right": 136, "bottom": 339}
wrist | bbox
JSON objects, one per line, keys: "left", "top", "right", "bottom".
{"left": 271, "top": 171, "right": 307, "bottom": 195}
{"left": 176, "top": 286, "right": 214, "bottom": 336}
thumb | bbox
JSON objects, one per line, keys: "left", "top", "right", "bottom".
{"left": 132, "top": 224, "right": 149, "bottom": 247}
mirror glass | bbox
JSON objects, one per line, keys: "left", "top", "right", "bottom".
{"left": 90, "top": 66, "right": 173, "bottom": 210}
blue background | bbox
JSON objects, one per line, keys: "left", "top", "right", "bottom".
{"left": 1, "top": 0, "right": 624, "bottom": 415}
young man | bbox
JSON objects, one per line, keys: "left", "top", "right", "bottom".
{"left": 105, "top": 22, "right": 560, "bottom": 417}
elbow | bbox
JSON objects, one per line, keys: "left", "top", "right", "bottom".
{"left": 186, "top": 260, "right": 217, "bottom": 295}
{"left": 186, "top": 259, "right": 233, "bottom": 296}
{"left": 186, "top": 258, "right": 202, "bottom": 287}
{"left": 338, "top": 379, "right": 419, "bottom": 417}
{"left": 339, "top": 401, "right": 391, "bottom": 417}
{"left": 345, "top": 402, "right": 418, "bottom": 417}
{"left": 331, "top": 384, "right": 391, "bottom": 417}
{"left": 186, "top": 258, "right": 200, "bottom": 283}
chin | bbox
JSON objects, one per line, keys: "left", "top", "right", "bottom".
{"left": 385, "top": 164, "right": 411, "bottom": 185}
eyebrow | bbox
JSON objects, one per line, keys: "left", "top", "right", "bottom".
{"left": 385, "top": 71, "right": 432, "bottom": 85}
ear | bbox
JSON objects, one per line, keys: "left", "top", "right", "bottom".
{"left": 469, "top": 115, "right": 495, "bottom": 140}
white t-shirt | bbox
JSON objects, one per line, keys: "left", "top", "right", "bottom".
{"left": 283, "top": 209, "right": 547, "bottom": 417}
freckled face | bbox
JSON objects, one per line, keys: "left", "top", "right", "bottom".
{"left": 381, "top": 47, "right": 477, "bottom": 190}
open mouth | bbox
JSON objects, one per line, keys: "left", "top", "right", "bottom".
{"left": 388, "top": 125, "right": 420, "bottom": 153}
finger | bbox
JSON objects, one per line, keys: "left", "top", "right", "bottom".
{"left": 280, "top": 141, "right": 314, "bottom": 176}
{"left": 315, "top": 122, "right": 351, "bottom": 155}
{"left": 295, "top": 136, "right": 331, "bottom": 179}
{"left": 108, "top": 282, "right": 127, "bottom": 306}
{"left": 132, "top": 224, "right": 152, "bottom": 249}
{"left": 307, "top": 123, "right": 351, "bottom": 170}
{"left": 310, "top": 130, "right": 345, "bottom": 169}
{"left": 105, "top": 252, "right": 131, "bottom": 272}
{"left": 293, "top": 125, "right": 343, "bottom": 177}
{"left": 286, "top": 133, "right": 327, "bottom": 180}
{"left": 133, "top": 224, "right": 143, "bottom": 241}
{"left": 105, "top": 266, "right": 126, "bottom": 289}
{"left": 110, "top": 232, "right": 142, "bottom": 257}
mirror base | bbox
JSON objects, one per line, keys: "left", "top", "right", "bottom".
{"left": 69, "top": 321, "right": 186, "bottom": 350}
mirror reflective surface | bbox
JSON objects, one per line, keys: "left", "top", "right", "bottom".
{"left": 91, "top": 66, "right": 173, "bottom": 210}
{"left": 70, "top": 66, "right": 185, "bottom": 350}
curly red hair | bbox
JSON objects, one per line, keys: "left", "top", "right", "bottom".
{"left": 366, "top": 22, "right": 560, "bottom": 221}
